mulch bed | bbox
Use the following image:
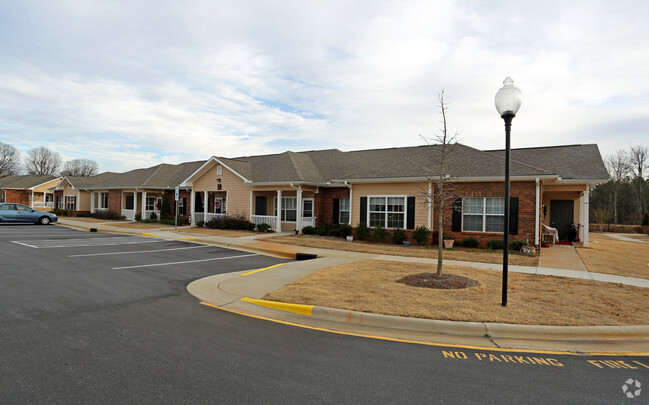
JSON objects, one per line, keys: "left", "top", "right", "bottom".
{"left": 397, "top": 273, "right": 480, "bottom": 289}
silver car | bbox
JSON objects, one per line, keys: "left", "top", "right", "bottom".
{"left": 0, "top": 203, "right": 58, "bottom": 225}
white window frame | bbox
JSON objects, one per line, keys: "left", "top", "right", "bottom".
{"left": 462, "top": 197, "right": 505, "bottom": 233}
{"left": 64, "top": 196, "right": 76, "bottom": 210}
{"left": 274, "top": 197, "right": 297, "bottom": 222}
{"left": 302, "top": 198, "right": 314, "bottom": 218}
{"left": 368, "top": 195, "right": 407, "bottom": 229}
{"left": 339, "top": 197, "right": 350, "bottom": 224}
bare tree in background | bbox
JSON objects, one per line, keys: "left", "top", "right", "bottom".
{"left": 627, "top": 144, "right": 648, "bottom": 214}
{"left": 421, "top": 90, "right": 459, "bottom": 277}
{"left": 24, "top": 146, "right": 62, "bottom": 175}
{"left": 0, "top": 142, "right": 21, "bottom": 177}
{"left": 605, "top": 149, "right": 631, "bottom": 223}
{"left": 61, "top": 158, "right": 99, "bottom": 177}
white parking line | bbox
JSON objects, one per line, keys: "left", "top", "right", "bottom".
{"left": 69, "top": 245, "right": 210, "bottom": 257}
{"left": 112, "top": 253, "right": 259, "bottom": 270}
{"left": 11, "top": 236, "right": 164, "bottom": 249}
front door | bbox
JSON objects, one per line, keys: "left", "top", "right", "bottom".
{"left": 255, "top": 196, "right": 267, "bottom": 215}
{"left": 302, "top": 198, "right": 315, "bottom": 227}
{"left": 550, "top": 200, "right": 574, "bottom": 240}
{"left": 214, "top": 197, "right": 224, "bottom": 214}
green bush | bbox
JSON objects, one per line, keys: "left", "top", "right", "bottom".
{"left": 462, "top": 237, "right": 480, "bottom": 248}
{"left": 196, "top": 220, "right": 204, "bottom": 228}
{"left": 302, "top": 225, "right": 317, "bottom": 235}
{"left": 412, "top": 226, "right": 431, "bottom": 245}
{"left": 76, "top": 212, "right": 92, "bottom": 217}
{"left": 391, "top": 228, "right": 406, "bottom": 245}
{"left": 161, "top": 194, "right": 172, "bottom": 219}
{"left": 642, "top": 212, "right": 649, "bottom": 226}
{"left": 257, "top": 223, "right": 271, "bottom": 233}
{"left": 134, "top": 213, "right": 142, "bottom": 222}
{"left": 486, "top": 240, "right": 504, "bottom": 250}
{"left": 160, "top": 216, "right": 188, "bottom": 226}
{"left": 51, "top": 208, "right": 73, "bottom": 216}
{"left": 246, "top": 222, "right": 256, "bottom": 231}
{"left": 204, "top": 213, "right": 254, "bottom": 230}
{"left": 315, "top": 221, "right": 334, "bottom": 236}
{"left": 509, "top": 240, "right": 528, "bottom": 251}
{"left": 355, "top": 222, "right": 370, "bottom": 241}
{"left": 333, "top": 224, "right": 352, "bottom": 238}
{"left": 372, "top": 225, "right": 388, "bottom": 243}
{"left": 148, "top": 212, "right": 158, "bottom": 220}
{"left": 90, "top": 210, "right": 121, "bottom": 220}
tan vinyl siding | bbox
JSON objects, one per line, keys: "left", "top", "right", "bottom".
{"left": 351, "top": 182, "right": 431, "bottom": 229}
{"left": 193, "top": 164, "right": 251, "bottom": 218}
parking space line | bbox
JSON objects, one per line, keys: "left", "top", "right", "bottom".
{"left": 11, "top": 236, "right": 165, "bottom": 249}
{"left": 112, "top": 253, "right": 259, "bottom": 270}
{"left": 69, "top": 245, "right": 210, "bottom": 257}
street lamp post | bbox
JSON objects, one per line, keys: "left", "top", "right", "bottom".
{"left": 494, "top": 77, "right": 522, "bottom": 307}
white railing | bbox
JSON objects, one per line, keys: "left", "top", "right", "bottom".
{"left": 251, "top": 215, "right": 277, "bottom": 230}
{"left": 301, "top": 216, "right": 316, "bottom": 228}
{"left": 194, "top": 212, "right": 227, "bottom": 223}
{"left": 122, "top": 209, "right": 135, "bottom": 220}
{"left": 143, "top": 209, "right": 161, "bottom": 220}
{"left": 32, "top": 202, "right": 54, "bottom": 209}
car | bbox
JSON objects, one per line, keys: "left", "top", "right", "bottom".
{"left": 0, "top": 203, "right": 58, "bottom": 225}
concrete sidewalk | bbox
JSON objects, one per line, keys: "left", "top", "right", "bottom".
{"left": 57, "top": 218, "right": 649, "bottom": 353}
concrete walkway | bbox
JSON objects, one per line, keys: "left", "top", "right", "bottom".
{"left": 56, "top": 218, "right": 649, "bottom": 353}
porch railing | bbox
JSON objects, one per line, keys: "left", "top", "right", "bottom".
{"left": 32, "top": 202, "right": 54, "bottom": 209}
{"left": 251, "top": 215, "right": 277, "bottom": 231}
{"left": 122, "top": 209, "right": 135, "bottom": 221}
{"left": 143, "top": 209, "right": 161, "bottom": 220}
{"left": 194, "top": 212, "right": 227, "bottom": 223}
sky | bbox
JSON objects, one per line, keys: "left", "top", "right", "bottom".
{"left": 1, "top": 0, "right": 648, "bottom": 173}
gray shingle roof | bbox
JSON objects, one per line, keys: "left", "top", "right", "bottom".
{"left": 484, "top": 144, "right": 609, "bottom": 180}
{"left": 0, "top": 175, "right": 59, "bottom": 189}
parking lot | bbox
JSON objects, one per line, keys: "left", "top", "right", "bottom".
{"left": 0, "top": 224, "right": 289, "bottom": 322}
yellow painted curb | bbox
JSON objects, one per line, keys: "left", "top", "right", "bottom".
{"left": 240, "top": 263, "right": 285, "bottom": 277}
{"left": 142, "top": 233, "right": 159, "bottom": 237}
{"left": 240, "top": 297, "right": 313, "bottom": 316}
{"left": 177, "top": 237, "right": 196, "bottom": 241}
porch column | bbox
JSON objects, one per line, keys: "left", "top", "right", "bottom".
{"left": 582, "top": 185, "right": 590, "bottom": 247}
{"left": 276, "top": 190, "right": 282, "bottom": 231}
{"left": 249, "top": 191, "right": 253, "bottom": 219}
{"left": 190, "top": 191, "right": 196, "bottom": 224}
{"left": 141, "top": 191, "right": 147, "bottom": 218}
{"left": 427, "top": 181, "right": 432, "bottom": 230}
{"left": 203, "top": 191, "right": 208, "bottom": 219}
{"left": 31, "top": 190, "right": 34, "bottom": 207}
{"left": 90, "top": 192, "right": 95, "bottom": 213}
{"left": 296, "top": 186, "right": 303, "bottom": 232}
{"left": 535, "top": 178, "right": 540, "bottom": 247}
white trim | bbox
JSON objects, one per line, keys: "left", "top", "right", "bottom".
{"left": 582, "top": 185, "right": 590, "bottom": 247}
{"left": 535, "top": 178, "right": 540, "bottom": 247}
{"left": 179, "top": 156, "right": 250, "bottom": 187}
{"left": 461, "top": 197, "right": 505, "bottom": 234}
{"left": 367, "top": 195, "right": 408, "bottom": 229}
{"left": 428, "top": 181, "right": 432, "bottom": 230}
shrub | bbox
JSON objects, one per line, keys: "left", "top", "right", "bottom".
{"left": 160, "top": 194, "right": 172, "bottom": 219}
{"left": 315, "top": 221, "right": 334, "bottom": 236}
{"left": 334, "top": 224, "right": 352, "bottom": 238}
{"left": 134, "top": 213, "right": 142, "bottom": 222}
{"left": 196, "top": 220, "right": 204, "bottom": 228}
{"left": 355, "top": 222, "right": 370, "bottom": 241}
{"left": 462, "top": 237, "right": 480, "bottom": 248}
{"left": 246, "top": 222, "right": 256, "bottom": 231}
{"left": 204, "top": 213, "right": 253, "bottom": 230}
{"left": 509, "top": 240, "right": 528, "bottom": 251}
{"left": 51, "top": 208, "right": 73, "bottom": 216}
{"left": 642, "top": 212, "right": 649, "bottom": 226}
{"left": 372, "top": 225, "right": 388, "bottom": 243}
{"left": 391, "top": 228, "right": 406, "bottom": 245}
{"left": 76, "top": 212, "right": 92, "bottom": 217}
{"left": 148, "top": 212, "right": 158, "bottom": 220}
{"left": 160, "top": 216, "right": 188, "bottom": 226}
{"left": 412, "top": 225, "right": 431, "bottom": 245}
{"left": 257, "top": 223, "right": 271, "bottom": 233}
{"left": 91, "top": 210, "right": 121, "bottom": 220}
{"left": 486, "top": 240, "right": 504, "bottom": 250}
{"left": 301, "top": 225, "right": 317, "bottom": 235}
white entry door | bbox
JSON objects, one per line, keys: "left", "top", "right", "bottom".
{"left": 302, "top": 198, "right": 315, "bottom": 227}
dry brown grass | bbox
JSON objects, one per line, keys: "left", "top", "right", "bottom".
{"left": 576, "top": 233, "right": 649, "bottom": 279}
{"left": 173, "top": 227, "right": 258, "bottom": 237}
{"left": 263, "top": 260, "right": 649, "bottom": 326}
{"left": 106, "top": 222, "right": 172, "bottom": 229}
{"left": 267, "top": 235, "right": 538, "bottom": 266}
{"left": 60, "top": 217, "right": 111, "bottom": 223}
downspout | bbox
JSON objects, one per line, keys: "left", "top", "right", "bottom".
{"left": 344, "top": 181, "right": 353, "bottom": 225}
{"left": 535, "top": 178, "right": 540, "bottom": 248}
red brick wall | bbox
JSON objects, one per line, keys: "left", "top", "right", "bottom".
{"left": 315, "top": 187, "right": 350, "bottom": 227}
{"left": 161, "top": 189, "right": 192, "bottom": 218}
{"left": 4, "top": 190, "right": 30, "bottom": 205}
{"left": 108, "top": 190, "right": 122, "bottom": 214}
{"left": 438, "top": 181, "right": 538, "bottom": 248}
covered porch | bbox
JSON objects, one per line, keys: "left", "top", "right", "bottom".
{"left": 542, "top": 183, "right": 590, "bottom": 246}
{"left": 118, "top": 190, "right": 165, "bottom": 221}
{"left": 192, "top": 190, "right": 228, "bottom": 223}
{"left": 249, "top": 186, "right": 317, "bottom": 232}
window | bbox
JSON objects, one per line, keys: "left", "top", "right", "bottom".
{"left": 339, "top": 198, "right": 350, "bottom": 224}
{"left": 102, "top": 193, "right": 109, "bottom": 208}
{"left": 274, "top": 197, "right": 297, "bottom": 222}
{"left": 146, "top": 197, "right": 161, "bottom": 211}
{"left": 462, "top": 197, "right": 504, "bottom": 233}
{"left": 65, "top": 196, "right": 76, "bottom": 210}
{"left": 368, "top": 196, "right": 405, "bottom": 228}
{"left": 303, "top": 199, "right": 313, "bottom": 218}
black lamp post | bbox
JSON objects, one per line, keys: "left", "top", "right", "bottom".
{"left": 494, "top": 77, "right": 522, "bottom": 307}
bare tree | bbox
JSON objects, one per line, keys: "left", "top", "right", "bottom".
{"left": 61, "top": 158, "right": 99, "bottom": 177}
{"left": 605, "top": 150, "right": 631, "bottom": 223}
{"left": 627, "top": 144, "right": 648, "bottom": 214}
{"left": 0, "top": 142, "right": 21, "bottom": 177}
{"left": 421, "top": 90, "right": 459, "bottom": 277}
{"left": 24, "top": 146, "right": 62, "bottom": 175}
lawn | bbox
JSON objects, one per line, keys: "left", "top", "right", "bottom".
{"left": 576, "top": 233, "right": 649, "bottom": 279}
